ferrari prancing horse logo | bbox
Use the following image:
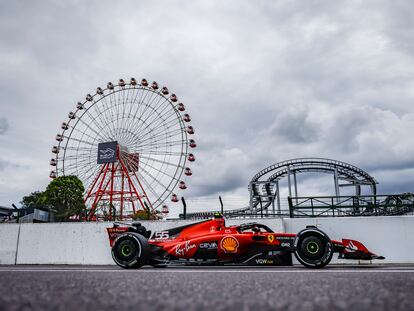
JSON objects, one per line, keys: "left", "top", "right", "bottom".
{"left": 267, "top": 235, "right": 275, "bottom": 243}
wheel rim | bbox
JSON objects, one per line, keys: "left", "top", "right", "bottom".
{"left": 121, "top": 244, "right": 132, "bottom": 257}
{"left": 300, "top": 236, "right": 324, "bottom": 259}
{"left": 306, "top": 241, "right": 319, "bottom": 254}
{"left": 117, "top": 240, "right": 137, "bottom": 261}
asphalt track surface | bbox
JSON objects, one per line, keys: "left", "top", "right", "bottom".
{"left": 0, "top": 265, "right": 413, "bottom": 311}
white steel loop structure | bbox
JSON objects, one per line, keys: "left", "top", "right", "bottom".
{"left": 249, "top": 158, "right": 377, "bottom": 214}
{"left": 50, "top": 78, "right": 196, "bottom": 220}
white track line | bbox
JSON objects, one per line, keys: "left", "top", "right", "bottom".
{"left": 0, "top": 269, "right": 414, "bottom": 273}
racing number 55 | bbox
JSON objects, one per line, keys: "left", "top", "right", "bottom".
{"left": 154, "top": 231, "right": 169, "bottom": 239}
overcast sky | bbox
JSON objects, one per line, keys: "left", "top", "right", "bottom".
{"left": 1, "top": 0, "right": 414, "bottom": 211}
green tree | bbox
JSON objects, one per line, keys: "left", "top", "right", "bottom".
{"left": 20, "top": 191, "right": 47, "bottom": 208}
{"left": 44, "top": 175, "right": 86, "bottom": 222}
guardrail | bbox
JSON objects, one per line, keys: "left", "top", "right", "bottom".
{"left": 288, "top": 194, "right": 414, "bottom": 218}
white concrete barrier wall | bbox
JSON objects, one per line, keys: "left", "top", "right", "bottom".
{"left": 17, "top": 222, "right": 113, "bottom": 265}
{"left": 0, "top": 224, "right": 20, "bottom": 264}
{"left": 14, "top": 218, "right": 283, "bottom": 265}
{"left": 1, "top": 216, "right": 413, "bottom": 265}
{"left": 283, "top": 216, "right": 414, "bottom": 264}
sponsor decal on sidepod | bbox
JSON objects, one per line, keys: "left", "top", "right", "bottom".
{"left": 199, "top": 242, "right": 218, "bottom": 249}
{"left": 220, "top": 236, "right": 239, "bottom": 253}
{"left": 175, "top": 241, "right": 196, "bottom": 256}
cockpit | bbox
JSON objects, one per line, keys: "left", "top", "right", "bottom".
{"left": 237, "top": 223, "right": 274, "bottom": 233}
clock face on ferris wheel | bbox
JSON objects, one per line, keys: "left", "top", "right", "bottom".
{"left": 50, "top": 78, "right": 196, "bottom": 219}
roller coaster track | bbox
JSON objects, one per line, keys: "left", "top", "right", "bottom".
{"left": 180, "top": 159, "right": 413, "bottom": 219}
{"left": 249, "top": 158, "right": 377, "bottom": 214}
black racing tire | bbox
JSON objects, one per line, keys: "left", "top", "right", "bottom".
{"left": 111, "top": 232, "right": 150, "bottom": 269}
{"left": 294, "top": 227, "right": 333, "bottom": 269}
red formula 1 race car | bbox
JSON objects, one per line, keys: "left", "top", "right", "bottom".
{"left": 107, "top": 215, "right": 384, "bottom": 269}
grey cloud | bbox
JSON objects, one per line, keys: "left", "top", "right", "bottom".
{"left": 0, "top": 117, "right": 9, "bottom": 135}
{"left": 192, "top": 174, "right": 246, "bottom": 197}
{"left": 268, "top": 109, "right": 321, "bottom": 143}
{"left": 0, "top": 158, "right": 20, "bottom": 172}
{"left": 1, "top": 0, "right": 414, "bottom": 206}
{"left": 187, "top": 147, "right": 251, "bottom": 197}
{"left": 321, "top": 106, "right": 373, "bottom": 153}
{"left": 367, "top": 159, "right": 414, "bottom": 173}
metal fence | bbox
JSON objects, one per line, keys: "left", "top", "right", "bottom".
{"left": 179, "top": 206, "right": 290, "bottom": 220}
{"left": 288, "top": 193, "right": 414, "bottom": 218}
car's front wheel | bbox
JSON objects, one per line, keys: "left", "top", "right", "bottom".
{"left": 294, "top": 227, "right": 333, "bottom": 269}
{"left": 111, "top": 232, "right": 150, "bottom": 269}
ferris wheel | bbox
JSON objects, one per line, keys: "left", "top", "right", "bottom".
{"left": 50, "top": 78, "right": 196, "bottom": 220}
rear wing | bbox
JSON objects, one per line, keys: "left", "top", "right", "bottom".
{"left": 106, "top": 227, "right": 129, "bottom": 247}
{"left": 106, "top": 222, "right": 151, "bottom": 247}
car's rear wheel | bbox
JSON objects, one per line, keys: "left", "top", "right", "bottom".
{"left": 294, "top": 227, "right": 333, "bottom": 269}
{"left": 111, "top": 232, "right": 150, "bottom": 269}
